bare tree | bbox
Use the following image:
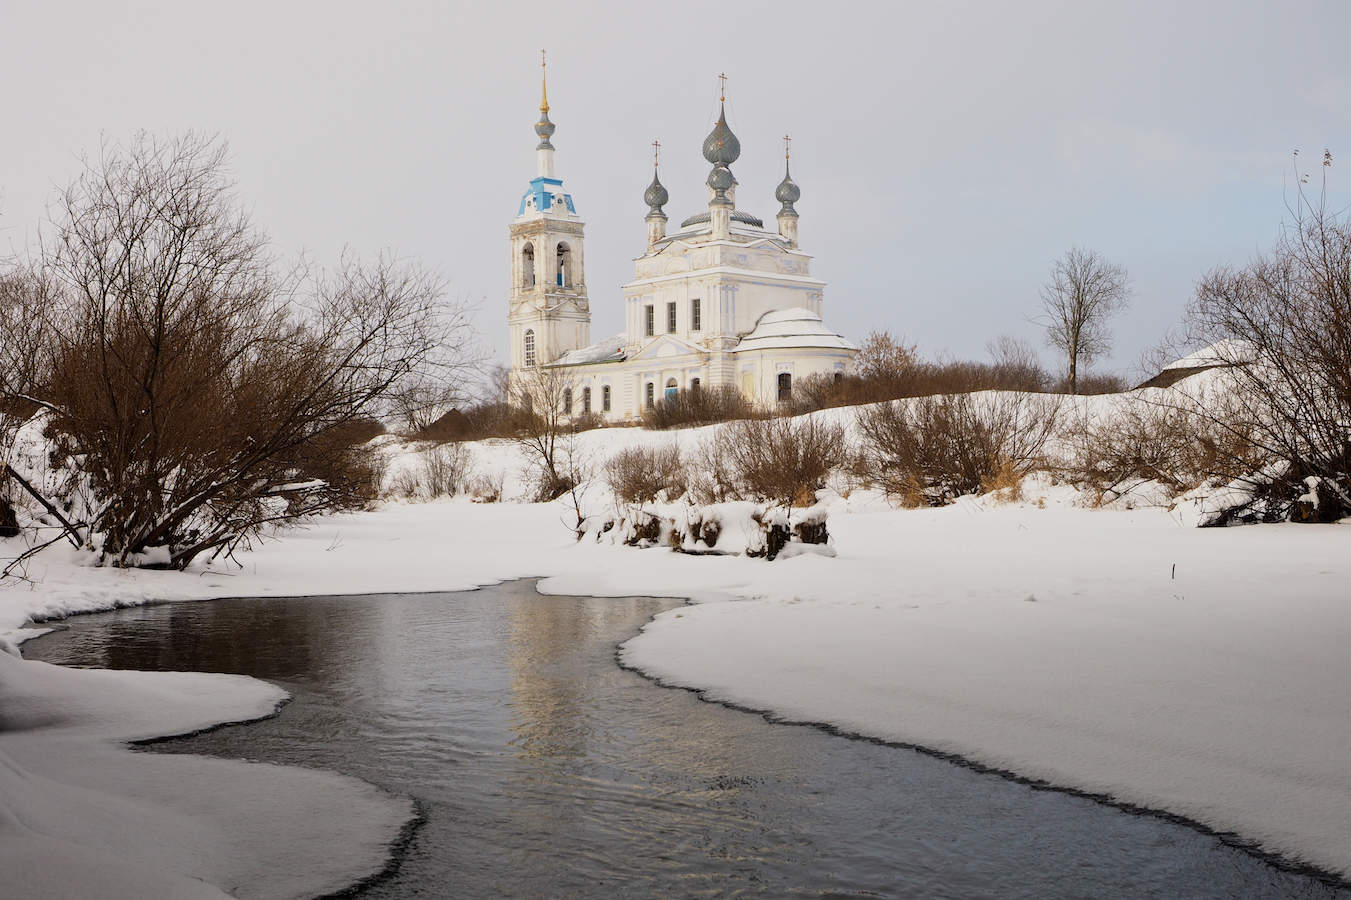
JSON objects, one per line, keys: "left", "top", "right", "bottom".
{"left": 1039, "top": 247, "right": 1131, "bottom": 394}
{"left": 508, "top": 364, "right": 578, "bottom": 500}
{"left": 4, "top": 132, "right": 471, "bottom": 570}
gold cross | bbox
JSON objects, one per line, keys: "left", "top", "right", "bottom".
{"left": 783, "top": 134, "right": 791, "bottom": 160}
{"left": 718, "top": 72, "right": 727, "bottom": 102}
{"left": 652, "top": 139, "right": 661, "bottom": 167}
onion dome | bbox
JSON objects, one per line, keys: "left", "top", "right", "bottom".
{"left": 707, "top": 164, "right": 735, "bottom": 206}
{"left": 644, "top": 171, "right": 669, "bottom": 217}
{"left": 702, "top": 103, "right": 741, "bottom": 167}
{"left": 776, "top": 162, "right": 800, "bottom": 216}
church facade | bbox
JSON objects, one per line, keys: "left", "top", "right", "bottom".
{"left": 508, "top": 67, "right": 856, "bottom": 422}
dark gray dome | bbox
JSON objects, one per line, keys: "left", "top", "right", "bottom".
{"left": 702, "top": 104, "right": 741, "bottom": 166}
{"left": 535, "top": 112, "right": 555, "bottom": 150}
{"left": 644, "top": 171, "right": 669, "bottom": 215}
{"left": 776, "top": 163, "right": 800, "bottom": 214}
{"left": 707, "top": 163, "right": 735, "bottom": 206}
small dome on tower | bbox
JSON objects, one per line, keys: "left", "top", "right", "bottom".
{"left": 702, "top": 104, "right": 741, "bottom": 167}
{"left": 776, "top": 165, "right": 800, "bottom": 215}
{"left": 644, "top": 171, "right": 669, "bottom": 216}
{"left": 707, "top": 163, "right": 735, "bottom": 205}
{"left": 535, "top": 111, "right": 555, "bottom": 150}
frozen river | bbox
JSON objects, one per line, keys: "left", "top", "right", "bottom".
{"left": 24, "top": 580, "right": 1348, "bottom": 898}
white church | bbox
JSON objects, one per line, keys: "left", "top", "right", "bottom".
{"left": 507, "top": 64, "right": 856, "bottom": 422}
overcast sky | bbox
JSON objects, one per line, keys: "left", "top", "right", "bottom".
{"left": 3, "top": 0, "right": 1349, "bottom": 378}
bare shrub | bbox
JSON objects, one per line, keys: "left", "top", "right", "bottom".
{"left": 855, "top": 330, "right": 920, "bottom": 385}
{"left": 467, "top": 470, "right": 504, "bottom": 503}
{"left": 707, "top": 416, "right": 847, "bottom": 507}
{"left": 987, "top": 335, "right": 1051, "bottom": 392}
{"left": 1052, "top": 372, "right": 1128, "bottom": 395}
{"left": 1059, "top": 401, "right": 1259, "bottom": 504}
{"left": 605, "top": 445, "right": 685, "bottom": 504}
{"left": 787, "top": 356, "right": 1058, "bottom": 415}
{"left": 856, "top": 393, "right": 1061, "bottom": 506}
{"left": 1179, "top": 168, "right": 1351, "bottom": 521}
{"left": 642, "top": 384, "right": 755, "bottom": 429}
{"left": 419, "top": 442, "right": 472, "bottom": 498}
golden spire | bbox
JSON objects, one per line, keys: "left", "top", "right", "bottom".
{"left": 718, "top": 72, "right": 727, "bottom": 103}
{"left": 783, "top": 134, "right": 791, "bottom": 161}
{"left": 540, "top": 49, "right": 549, "bottom": 114}
{"left": 652, "top": 139, "right": 661, "bottom": 168}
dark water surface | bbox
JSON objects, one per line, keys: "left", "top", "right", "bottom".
{"left": 23, "top": 582, "right": 1349, "bottom": 899}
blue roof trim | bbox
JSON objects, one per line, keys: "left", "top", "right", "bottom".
{"left": 517, "top": 176, "right": 577, "bottom": 216}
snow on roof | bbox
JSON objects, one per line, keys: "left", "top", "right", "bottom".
{"left": 733, "top": 307, "right": 857, "bottom": 353}
{"left": 1161, "top": 339, "right": 1256, "bottom": 371}
{"left": 549, "top": 334, "right": 627, "bottom": 367}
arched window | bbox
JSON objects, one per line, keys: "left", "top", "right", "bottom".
{"left": 833, "top": 371, "right": 843, "bottom": 383}
{"left": 602, "top": 385, "right": 611, "bottom": 412}
{"left": 556, "top": 241, "right": 572, "bottom": 288}
{"left": 582, "top": 387, "right": 591, "bottom": 414}
{"left": 777, "top": 372, "right": 792, "bottom": 402}
{"left": 562, "top": 388, "right": 572, "bottom": 415}
{"left": 523, "top": 329, "right": 535, "bottom": 367}
{"left": 521, "top": 243, "right": 535, "bottom": 288}
{"left": 690, "top": 377, "right": 701, "bottom": 393}
{"left": 645, "top": 382, "right": 654, "bottom": 407}
{"left": 665, "top": 378, "right": 678, "bottom": 402}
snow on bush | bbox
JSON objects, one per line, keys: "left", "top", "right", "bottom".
{"left": 582, "top": 500, "right": 835, "bottom": 561}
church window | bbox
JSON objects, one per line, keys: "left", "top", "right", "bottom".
{"left": 562, "top": 388, "right": 572, "bottom": 414}
{"left": 644, "top": 305, "right": 654, "bottom": 337}
{"left": 691, "top": 298, "right": 701, "bottom": 331}
{"left": 665, "top": 378, "right": 678, "bottom": 402}
{"left": 556, "top": 242, "right": 572, "bottom": 288}
{"left": 667, "top": 302, "right": 677, "bottom": 333}
{"left": 777, "top": 372, "right": 792, "bottom": 402}
{"left": 523, "top": 329, "right": 535, "bottom": 367}
{"left": 602, "top": 385, "right": 611, "bottom": 412}
{"left": 582, "top": 387, "right": 591, "bottom": 414}
{"left": 645, "top": 382, "right": 654, "bottom": 407}
{"left": 690, "top": 377, "right": 701, "bottom": 392}
{"left": 521, "top": 243, "right": 535, "bottom": 288}
{"left": 834, "top": 371, "right": 843, "bottom": 383}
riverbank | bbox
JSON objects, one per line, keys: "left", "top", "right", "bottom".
{"left": 3, "top": 488, "right": 1350, "bottom": 890}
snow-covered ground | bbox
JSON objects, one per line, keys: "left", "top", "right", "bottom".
{"left": 3, "top": 392, "right": 1350, "bottom": 891}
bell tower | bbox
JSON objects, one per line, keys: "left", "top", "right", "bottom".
{"left": 508, "top": 52, "right": 590, "bottom": 371}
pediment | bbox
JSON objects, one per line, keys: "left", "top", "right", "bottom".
{"left": 631, "top": 334, "right": 707, "bottom": 361}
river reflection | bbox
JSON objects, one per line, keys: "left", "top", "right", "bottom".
{"left": 24, "top": 582, "right": 1350, "bottom": 899}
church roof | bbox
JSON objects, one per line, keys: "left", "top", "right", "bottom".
{"left": 679, "top": 209, "right": 764, "bottom": 229}
{"left": 548, "top": 334, "right": 626, "bottom": 367}
{"left": 733, "top": 308, "right": 856, "bottom": 353}
{"left": 518, "top": 176, "right": 576, "bottom": 217}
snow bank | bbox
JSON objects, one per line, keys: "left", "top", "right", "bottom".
{"left": 0, "top": 651, "right": 411, "bottom": 899}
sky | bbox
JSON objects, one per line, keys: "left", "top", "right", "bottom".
{"left": 3, "top": 0, "right": 1350, "bottom": 379}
